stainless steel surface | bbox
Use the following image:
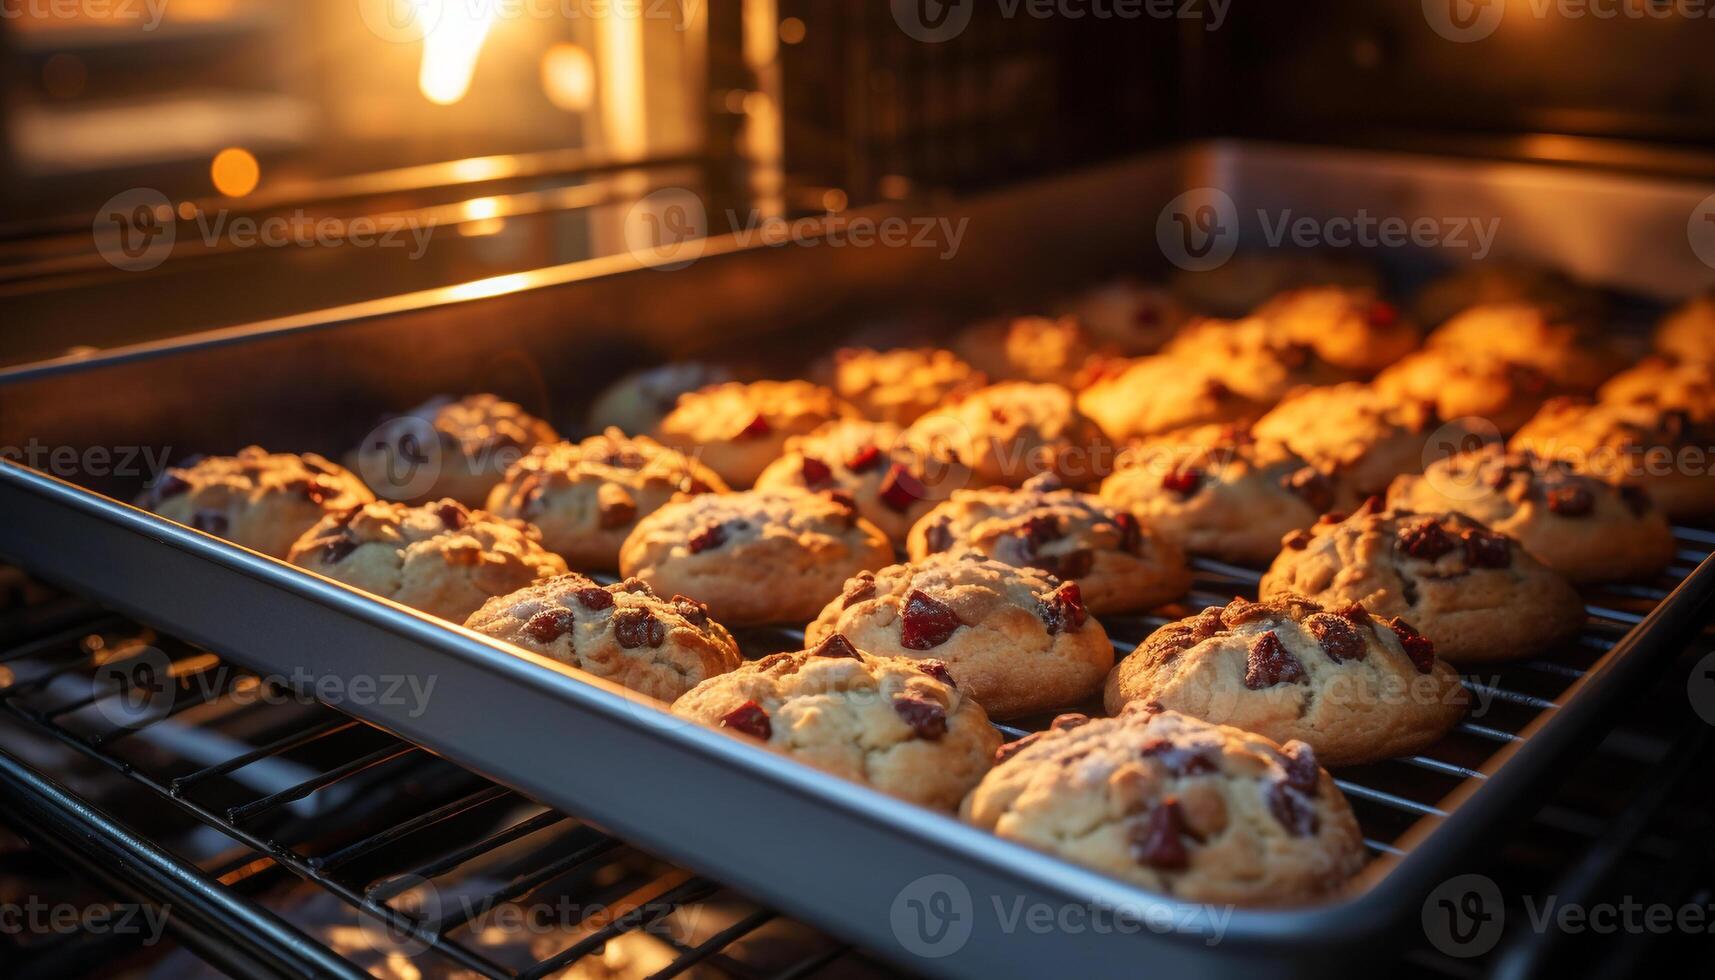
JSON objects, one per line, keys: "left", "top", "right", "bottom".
{"left": 2, "top": 141, "right": 1714, "bottom": 978}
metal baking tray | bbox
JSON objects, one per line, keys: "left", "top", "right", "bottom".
{"left": 3, "top": 141, "right": 1714, "bottom": 978}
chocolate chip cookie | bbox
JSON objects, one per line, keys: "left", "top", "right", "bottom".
{"left": 906, "top": 476, "right": 1190, "bottom": 615}
{"left": 1252, "top": 383, "right": 1444, "bottom": 503}
{"left": 953, "top": 315, "right": 1098, "bottom": 387}
{"left": 139, "top": 447, "right": 374, "bottom": 559}
{"left": 1162, "top": 318, "right": 1354, "bottom": 406}
{"left": 805, "top": 554, "right": 1115, "bottom": 720}
{"left": 287, "top": 499, "right": 568, "bottom": 621}
{"left": 1057, "top": 278, "right": 1191, "bottom": 355}
{"left": 1511, "top": 397, "right": 1715, "bottom": 520}
{"left": 618, "top": 488, "right": 893, "bottom": 626}
{"left": 1373, "top": 347, "right": 1564, "bottom": 435}
{"left": 1104, "top": 595, "right": 1468, "bottom": 766}
{"left": 465, "top": 573, "right": 741, "bottom": 703}
{"left": 485, "top": 429, "right": 727, "bottom": 571}
{"left": 586, "top": 362, "right": 735, "bottom": 436}
{"left": 1598, "top": 356, "right": 1715, "bottom": 424}
{"left": 821, "top": 347, "right": 984, "bottom": 426}
{"left": 654, "top": 380, "right": 854, "bottom": 489}
{"left": 672, "top": 638, "right": 1002, "bottom": 810}
{"left": 904, "top": 381, "right": 1111, "bottom": 488}
{"left": 349, "top": 394, "right": 559, "bottom": 507}
{"left": 960, "top": 705, "right": 1366, "bottom": 905}
{"left": 1656, "top": 291, "right": 1715, "bottom": 364}
{"left": 1423, "top": 303, "right": 1620, "bottom": 393}
{"left": 754, "top": 418, "right": 959, "bottom": 546}
{"left": 1389, "top": 445, "right": 1676, "bottom": 584}
{"left": 1411, "top": 262, "right": 1602, "bottom": 327}
{"left": 1259, "top": 503, "right": 1585, "bottom": 663}
{"left": 1251, "top": 287, "right": 1420, "bottom": 375}
{"left": 1099, "top": 430, "right": 1330, "bottom": 566}
{"left": 1170, "top": 250, "right": 1382, "bottom": 318}
{"left": 1077, "top": 356, "right": 1266, "bottom": 442}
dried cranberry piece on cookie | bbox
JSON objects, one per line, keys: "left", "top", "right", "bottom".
{"left": 900, "top": 590, "right": 963, "bottom": 650}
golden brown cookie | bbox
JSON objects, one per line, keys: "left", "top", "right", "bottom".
{"left": 1655, "top": 291, "right": 1715, "bottom": 364}
{"left": 821, "top": 347, "right": 984, "bottom": 426}
{"left": 961, "top": 705, "right": 1366, "bottom": 905}
{"left": 1162, "top": 318, "right": 1355, "bottom": 406}
{"left": 1076, "top": 356, "right": 1267, "bottom": 443}
{"left": 954, "top": 315, "right": 1098, "bottom": 387}
{"left": 672, "top": 639, "right": 1002, "bottom": 811}
{"left": 349, "top": 394, "right": 558, "bottom": 507}
{"left": 1056, "top": 278, "right": 1191, "bottom": 355}
{"left": 586, "top": 362, "right": 736, "bottom": 436}
{"left": 1423, "top": 303, "right": 1620, "bottom": 393}
{"left": 139, "top": 447, "right": 374, "bottom": 559}
{"left": 1511, "top": 397, "right": 1715, "bottom": 520}
{"left": 654, "top": 380, "right": 855, "bottom": 489}
{"left": 1411, "top": 262, "right": 1602, "bottom": 327}
{"left": 1170, "top": 251, "right": 1382, "bottom": 318}
{"left": 1251, "top": 287, "right": 1420, "bottom": 375}
{"left": 906, "top": 476, "right": 1189, "bottom": 615}
{"left": 1104, "top": 595, "right": 1468, "bottom": 767}
{"left": 1372, "top": 347, "right": 1558, "bottom": 435}
{"left": 1598, "top": 356, "right": 1715, "bottom": 424}
{"left": 903, "top": 381, "right": 1111, "bottom": 489}
{"left": 1259, "top": 503, "right": 1585, "bottom": 664}
{"left": 1389, "top": 445, "right": 1675, "bottom": 584}
{"left": 1251, "top": 383, "right": 1444, "bottom": 503}
{"left": 806, "top": 555, "right": 1114, "bottom": 720}
{"left": 754, "top": 418, "right": 959, "bottom": 547}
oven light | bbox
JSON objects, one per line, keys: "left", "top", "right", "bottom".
{"left": 417, "top": 0, "right": 499, "bottom": 106}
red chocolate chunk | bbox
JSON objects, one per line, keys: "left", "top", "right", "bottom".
{"left": 575, "top": 587, "right": 615, "bottom": 610}
{"left": 1268, "top": 783, "right": 1319, "bottom": 837}
{"left": 1112, "top": 511, "right": 1143, "bottom": 554}
{"left": 1366, "top": 301, "right": 1399, "bottom": 328}
{"left": 1039, "top": 581, "right": 1089, "bottom": 635}
{"left": 1284, "top": 530, "right": 1313, "bottom": 551}
{"left": 737, "top": 414, "right": 772, "bottom": 438}
{"left": 994, "top": 732, "right": 1045, "bottom": 765}
{"left": 672, "top": 595, "right": 709, "bottom": 626}
{"left": 845, "top": 444, "right": 883, "bottom": 473}
{"left": 1161, "top": 468, "right": 1204, "bottom": 497}
{"left": 1545, "top": 484, "right": 1595, "bottom": 517}
{"left": 924, "top": 518, "right": 955, "bottom": 554}
{"left": 1280, "top": 741, "right": 1320, "bottom": 794}
{"left": 687, "top": 522, "right": 727, "bottom": 554}
{"left": 1463, "top": 528, "right": 1512, "bottom": 568}
{"left": 800, "top": 456, "right": 834, "bottom": 487}
{"left": 1050, "top": 712, "right": 1091, "bottom": 732}
{"left": 1139, "top": 738, "right": 1218, "bottom": 776}
{"left": 1387, "top": 618, "right": 1437, "bottom": 674}
{"left": 900, "top": 589, "right": 963, "bottom": 650}
{"left": 613, "top": 608, "right": 666, "bottom": 649}
{"left": 841, "top": 572, "right": 877, "bottom": 608}
{"left": 1335, "top": 601, "right": 1370, "bottom": 627}
{"left": 1305, "top": 613, "right": 1365, "bottom": 663}
{"left": 893, "top": 695, "right": 948, "bottom": 740}
{"left": 720, "top": 700, "right": 772, "bottom": 740}
{"left": 1284, "top": 468, "right": 1336, "bottom": 514}
{"left": 810, "top": 633, "right": 862, "bottom": 660}
{"left": 1357, "top": 495, "right": 1386, "bottom": 516}
{"left": 878, "top": 464, "right": 926, "bottom": 513}
{"left": 524, "top": 608, "right": 575, "bottom": 643}
{"left": 822, "top": 490, "right": 860, "bottom": 521}
{"left": 1129, "top": 799, "right": 1193, "bottom": 870}
{"left": 1243, "top": 631, "right": 1306, "bottom": 689}
{"left": 1049, "top": 549, "right": 1095, "bottom": 580}
{"left": 1021, "top": 514, "right": 1064, "bottom": 548}
{"left": 436, "top": 500, "right": 470, "bottom": 529}
{"left": 918, "top": 659, "right": 956, "bottom": 686}
{"left": 1398, "top": 518, "right": 1456, "bottom": 561}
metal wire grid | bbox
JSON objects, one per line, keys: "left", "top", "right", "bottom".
{"left": 0, "top": 524, "right": 1709, "bottom": 977}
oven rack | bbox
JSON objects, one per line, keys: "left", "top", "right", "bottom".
{"left": 0, "top": 525, "right": 1710, "bottom": 978}
{"left": 0, "top": 599, "right": 875, "bottom": 980}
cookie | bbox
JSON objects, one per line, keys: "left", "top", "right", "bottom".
{"left": 904, "top": 381, "right": 1111, "bottom": 488}
{"left": 586, "top": 362, "right": 735, "bottom": 436}
{"left": 1511, "top": 397, "right": 1715, "bottom": 519}
{"left": 1259, "top": 502, "right": 1585, "bottom": 663}
{"left": 1170, "top": 250, "right": 1382, "bottom": 318}
{"left": 654, "top": 380, "right": 854, "bottom": 489}
{"left": 953, "top": 315, "right": 1098, "bottom": 387}
{"left": 138, "top": 447, "right": 374, "bottom": 559}
{"left": 1655, "top": 291, "right": 1715, "bottom": 364}
{"left": 1251, "top": 383, "right": 1442, "bottom": 503}
{"left": 1411, "top": 262, "right": 1602, "bottom": 327}
{"left": 1162, "top": 318, "right": 1354, "bottom": 406}
{"left": 1057, "top": 278, "right": 1190, "bottom": 355}
{"left": 1389, "top": 445, "right": 1674, "bottom": 584}
{"left": 754, "top": 418, "right": 957, "bottom": 546}
{"left": 617, "top": 488, "right": 893, "bottom": 626}
{"left": 672, "top": 639, "right": 1002, "bottom": 811}
{"left": 1251, "top": 287, "right": 1420, "bottom": 375}
{"left": 349, "top": 394, "right": 558, "bottom": 507}
{"left": 465, "top": 573, "right": 741, "bottom": 702}
{"left": 1076, "top": 356, "right": 1266, "bottom": 442}
{"left": 485, "top": 429, "right": 728, "bottom": 571}
{"left": 1423, "top": 303, "right": 1620, "bottom": 393}
{"left": 1104, "top": 595, "right": 1468, "bottom": 766}
{"left": 1100, "top": 430, "right": 1330, "bottom": 566}
{"left": 805, "top": 554, "right": 1115, "bottom": 720}
{"left": 906, "top": 476, "right": 1190, "bottom": 615}
{"left": 960, "top": 705, "right": 1366, "bottom": 905}
{"left": 287, "top": 499, "right": 568, "bottom": 622}
{"left": 1373, "top": 347, "right": 1558, "bottom": 434}
{"left": 822, "top": 347, "right": 984, "bottom": 425}
{"left": 1598, "top": 356, "right": 1715, "bottom": 423}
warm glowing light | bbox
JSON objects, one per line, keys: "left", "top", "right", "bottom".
{"left": 779, "top": 17, "right": 806, "bottom": 44}
{"left": 418, "top": 0, "right": 499, "bottom": 106}
{"left": 820, "top": 188, "right": 848, "bottom": 212}
{"left": 446, "top": 273, "right": 530, "bottom": 301}
{"left": 541, "top": 43, "right": 595, "bottom": 112}
{"left": 210, "top": 147, "right": 260, "bottom": 197}
{"left": 597, "top": 9, "right": 647, "bottom": 156}
{"left": 458, "top": 197, "right": 506, "bottom": 237}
